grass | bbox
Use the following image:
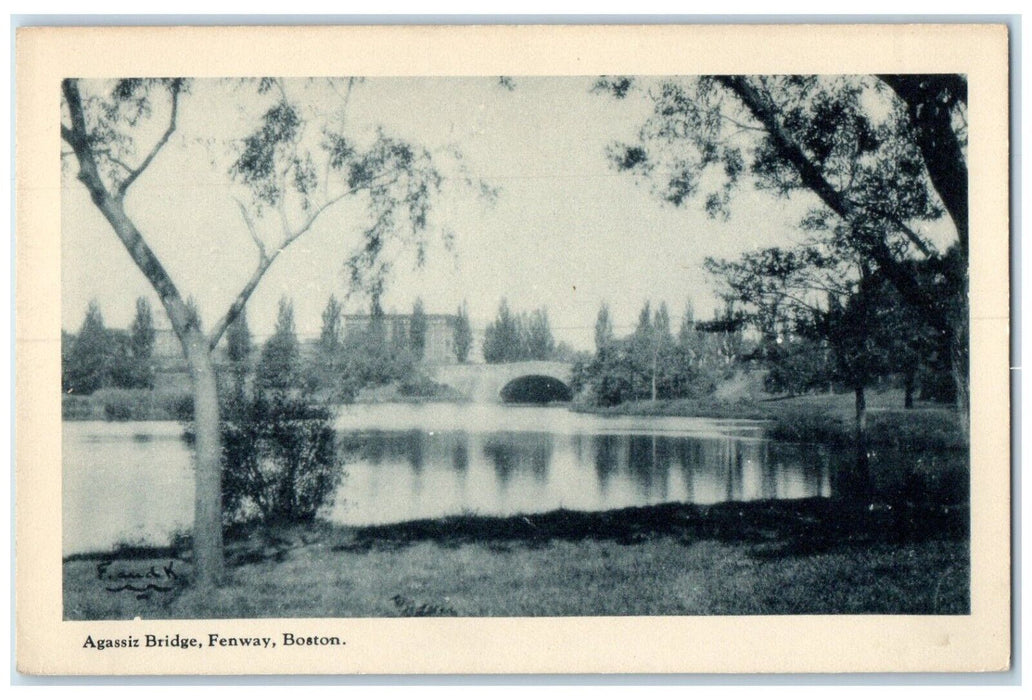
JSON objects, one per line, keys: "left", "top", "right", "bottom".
{"left": 64, "top": 498, "right": 968, "bottom": 620}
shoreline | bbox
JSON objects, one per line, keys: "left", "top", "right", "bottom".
{"left": 62, "top": 388, "right": 967, "bottom": 449}
{"left": 571, "top": 394, "right": 967, "bottom": 450}
{"left": 64, "top": 495, "right": 968, "bottom": 563}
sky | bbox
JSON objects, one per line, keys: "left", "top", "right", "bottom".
{"left": 61, "top": 76, "right": 956, "bottom": 351}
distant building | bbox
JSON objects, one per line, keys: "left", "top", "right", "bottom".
{"left": 341, "top": 313, "right": 461, "bottom": 364}
{"left": 153, "top": 327, "right": 183, "bottom": 360}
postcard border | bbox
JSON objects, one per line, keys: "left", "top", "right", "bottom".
{"left": 15, "top": 23, "right": 1011, "bottom": 675}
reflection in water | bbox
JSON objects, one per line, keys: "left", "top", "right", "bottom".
{"left": 451, "top": 434, "right": 469, "bottom": 474}
{"left": 482, "top": 433, "right": 555, "bottom": 487}
{"left": 593, "top": 434, "right": 620, "bottom": 494}
{"left": 62, "top": 405, "right": 967, "bottom": 554}
{"left": 332, "top": 426, "right": 834, "bottom": 525}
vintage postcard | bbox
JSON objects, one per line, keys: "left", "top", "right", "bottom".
{"left": 15, "top": 24, "right": 1010, "bottom": 674}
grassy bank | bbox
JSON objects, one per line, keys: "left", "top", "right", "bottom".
{"left": 573, "top": 390, "right": 967, "bottom": 451}
{"left": 62, "top": 378, "right": 468, "bottom": 421}
{"left": 62, "top": 388, "right": 194, "bottom": 422}
{"left": 64, "top": 498, "right": 968, "bottom": 619}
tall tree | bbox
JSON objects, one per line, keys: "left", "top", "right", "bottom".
{"left": 599, "top": 74, "right": 969, "bottom": 435}
{"left": 525, "top": 308, "right": 556, "bottom": 360}
{"left": 64, "top": 300, "right": 109, "bottom": 394}
{"left": 226, "top": 305, "right": 253, "bottom": 364}
{"left": 594, "top": 302, "right": 614, "bottom": 356}
{"left": 483, "top": 298, "right": 520, "bottom": 363}
{"left": 126, "top": 297, "right": 157, "bottom": 389}
{"left": 453, "top": 300, "right": 473, "bottom": 363}
{"left": 409, "top": 297, "right": 428, "bottom": 361}
{"left": 258, "top": 297, "right": 300, "bottom": 390}
{"left": 706, "top": 242, "right": 932, "bottom": 481}
{"left": 129, "top": 297, "right": 156, "bottom": 363}
{"left": 61, "top": 77, "right": 458, "bottom": 585}
{"left": 319, "top": 295, "right": 343, "bottom": 355}
{"left": 676, "top": 299, "right": 698, "bottom": 354}
{"left": 630, "top": 301, "right": 661, "bottom": 400}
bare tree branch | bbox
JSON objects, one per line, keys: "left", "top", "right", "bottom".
{"left": 207, "top": 173, "right": 396, "bottom": 350}
{"left": 718, "top": 111, "right": 764, "bottom": 132}
{"left": 60, "top": 124, "right": 77, "bottom": 147}
{"left": 61, "top": 78, "right": 194, "bottom": 337}
{"left": 234, "top": 198, "right": 269, "bottom": 263}
{"left": 886, "top": 215, "right": 935, "bottom": 258}
{"left": 117, "top": 82, "right": 181, "bottom": 197}
{"left": 92, "top": 148, "right": 136, "bottom": 174}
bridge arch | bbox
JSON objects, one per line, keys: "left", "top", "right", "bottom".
{"left": 431, "top": 361, "right": 574, "bottom": 403}
{"left": 499, "top": 374, "right": 573, "bottom": 404}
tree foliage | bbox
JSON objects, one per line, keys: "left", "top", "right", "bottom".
{"left": 63, "top": 301, "right": 111, "bottom": 394}
{"left": 453, "top": 300, "right": 474, "bottom": 363}
{"left": 257, "top": 297, "right": 301, "bottom": 390}
{"left": 319, "top": 295, "right": 343, "bottom": 355}
{"left": 598, "top": 74, "right": 969, "bottom": 427}
{"left": 594, "top": 302, "right": 614, "bottom": 355}
{"left": 129, "top": 297, "right": 156, "bottom": 362}
{"left": 409, "top": 297, "right": 428, "bottom": 360}
{"left": 524, "top": 308, "right": 556, "bottom": 361}
{"left": 219, "top": 387, "right": 343, "bottom": 526}
{"left": 483, "top": 299, "right": 556, "bottom": 363}
{"left": 226, "top": 305, "right": 253, "bottom": 364}
{"left": 573, "top": 300, "right": 729, "bottom": 406}
{"left": 62, "top": 299, "right": 157, "bottom": 393}
{"left": 705, "top": 242, "right": 942, "bottom": 405}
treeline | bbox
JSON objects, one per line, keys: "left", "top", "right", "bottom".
{"left": 572, "top": 300, "right": 742, "bottom": 407}
{"left": 62, "top": 298, "right": 159, "bottom": 394}
{"left": 573, "top": 255, "right": 958, "bottom": 420}
{"left": 229, "top": 295, "right": 474, "bottom": 402}
{"left": 64, "top": 294, "right": 477, "bottom": 404}
{"left": 482, "top": 299, "right": 576, "bottom": 363}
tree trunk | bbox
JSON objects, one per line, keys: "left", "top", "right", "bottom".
{"left": 854, "top": 384, "right": 868, "bottom": 441}
{"left": 950, "top": 326, "right": 970, "bottom": 443}
{"left": 651, "top": 348, "right": 658, "bottom": 402}
{"left": 853, "top": 384, "right": 871, "bottom": 497}
{"left": 904, "top": 367, "right": 916, "bottom": 409}
{"left": 183, "top": 331, "right": 224, "bottom": 588}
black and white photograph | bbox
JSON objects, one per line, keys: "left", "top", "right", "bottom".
{"left": 17, "top": 24, "right": 1010, "bottom": 674}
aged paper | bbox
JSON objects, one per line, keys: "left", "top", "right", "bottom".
{"left": 16, "top": 24, "right": 1010, "bottom": 674}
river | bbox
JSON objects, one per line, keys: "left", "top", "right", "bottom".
{"left": 62, "top": 403, "right": 963, "bottom": 556}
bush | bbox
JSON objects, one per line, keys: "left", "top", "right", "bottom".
{"left": 157, "top": 390, "right": 194, "bottom": 421}
{"left": 94, "top": 388, "right": 150, "bottom": 421}
{"left": 218, "top": 388, "right": 344, "bottom": 525}
{"left": 397, "top": 375, "right": 455, "bottom": 399}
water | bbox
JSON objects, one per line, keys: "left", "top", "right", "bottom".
{"left": 63, "top": 421, "right": 195, "bottom": 556}
{"left": 62, "top": 404, "right": 963, "bottom": 555}
{"left": 325, "top": 404, "right": 829, "bottom": 526}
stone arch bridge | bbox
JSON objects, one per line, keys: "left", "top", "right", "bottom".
{"left": 431, "top": 361, "right": 574, "bottom": 404}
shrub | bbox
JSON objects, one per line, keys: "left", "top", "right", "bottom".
{"left": 157, "top": 390, "right": 194, "bottom": 421}
{"left": 94, "top": 388, "right": 150, "bottom": 421}
{"left": 62, "top": 394, "right": 99, "bottom": 420}
{"left": 218, "top": 388, "right": 344, "bottom": 525}
{"left": 397, "top": 375, "right": 456, "bottom": 399}
{"left": 75, "top": 387, "right": 195, "bottom": 421}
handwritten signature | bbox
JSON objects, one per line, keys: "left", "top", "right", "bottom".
{"left": 96, "top": 560, "right": 179, "bottom": 599}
